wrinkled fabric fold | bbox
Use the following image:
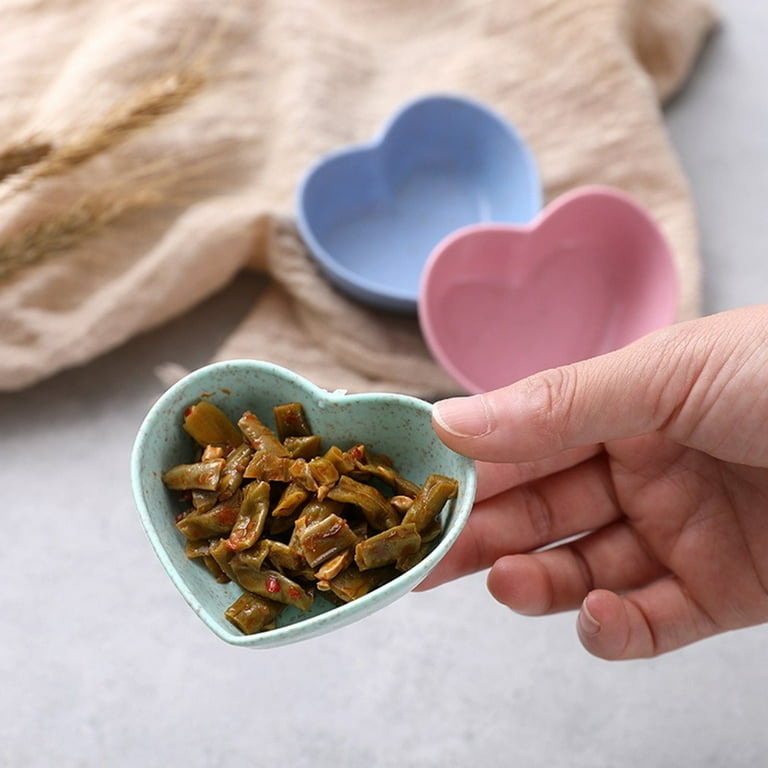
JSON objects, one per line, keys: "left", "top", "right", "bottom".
{"left": 0, "top": 0, "right": 718, "bottom": 394}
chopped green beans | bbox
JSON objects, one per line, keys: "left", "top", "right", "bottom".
{"left": 225, "top": 592, "right": 285, "bottom": 634}
{"left": 218, "top": 442, "right": 253, "bottom": 500}
{"left": 226, "top": 481, "right": 270, "bottom": 551}
{"left": 326, "top": 475, "right": 400, "bottom": 531}
{"left": 274, "top": 402, "right": 313, "bottom": 440}
{"left": 283, "top": 434, "right": 323, "bottom": 459}
{"left": 402, "top": 474, "right": 459, "bottom": 532}
{"left": 296, "top": 513, "right": 359, "bottom": 568}
{"left": 354, "top": 523, "right": 421, "bottom": 571}
{"left": 162, "top": 399, "right": 459, "bottom": 635}
{"left": 183, "top": 401, "right": 243, "bottom": 450}
{"left": 272, "top": 482, "right": 310, "bottom": 517}
{"left": 175, "top": 492, "right": 242, "bottom": 540}
{"left": 230, "top": 563, "right": 314, "bottom": 611}
{"left": 161, "top": 459, "right": 224, "bottom": 491}
{"left": 238, "top": 411, "right": 288, "bottom": 456}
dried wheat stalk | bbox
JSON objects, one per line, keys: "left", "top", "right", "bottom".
{"left": 0, "top": 143, "right": 234, "bottom": 282}
{"left": 0, "top": 24, "right": 226, "bottom": 280}
{"left": 1, "top": 20, "right": 221, "bottom": 192}
{"left": 0, "top": 185, "right": 165, "bottom": 280}
{"left": 0, "top": 140, "right": 53, "bottom": 183}
{"left": 24, "top": 71, "right": 207, "bottom": 188}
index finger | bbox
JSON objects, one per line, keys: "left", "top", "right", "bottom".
{"left": 431, "top": 326, "right": 688, "bottom": 464}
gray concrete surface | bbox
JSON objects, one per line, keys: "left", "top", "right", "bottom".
{"left": 2, "top": 2, "right": 767, "bottom": 766}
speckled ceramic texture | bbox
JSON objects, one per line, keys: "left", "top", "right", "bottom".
{"left": 130, "top": 360, "right": 477, "bottom": 649}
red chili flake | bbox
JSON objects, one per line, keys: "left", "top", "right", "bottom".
{"left": 184, "top": 407, "right": 193, "bottom": 418}
{"left": 215, "top": 505, "right": 238, "bottom": 526}
{"left": 287, "top": 586, "right": 300, "bottom": 600}
{"left": 265, "top": 575, "right": 281, "bottom": 594}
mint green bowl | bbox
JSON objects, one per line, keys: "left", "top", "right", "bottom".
{"left": 130, "top": 360, "right": 477, "bottom": 649}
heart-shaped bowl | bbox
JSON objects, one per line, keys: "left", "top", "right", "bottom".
{"left": 130, "top": 360, "right": 477, "bottom": 649}
{"left": 419, "top": 185, "right": 679, "bottom": 393}
{"left": 296, "top": 93, "right": 541, "bottom": 313}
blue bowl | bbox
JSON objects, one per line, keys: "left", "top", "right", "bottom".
{"left": 296, "top": 93, "right": 541, "bottom": 312}
{"left": 130, "top": 360, "right": 477, "bottom": 649}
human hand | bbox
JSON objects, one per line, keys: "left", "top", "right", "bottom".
{"left": 418, "top": 305, "right": 768, "bottom": 660}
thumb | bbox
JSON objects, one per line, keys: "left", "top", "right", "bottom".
{"left": 432, "top": 324, "right": 693, "bottom": 464}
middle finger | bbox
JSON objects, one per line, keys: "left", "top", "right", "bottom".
{"left": 418, "top": 451, "right": 622, "bottom": 589}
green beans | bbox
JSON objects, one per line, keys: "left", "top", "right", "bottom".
{"left": 272, "top": 482, "right": 310, "bottom": 517}
{"left": 284, "top": 434, "right": 323, "bottom": 459}
{"left": 402, "top": 474, "right": 459, "bottom": 532}
{"left": 224, "top": 592, "right": 284, "bottom": 634}
{"left": 350, "top": 444, "right": 421, "bottom": 497}
{"left": 354, "top": 523, "right": 421, "bottom": 571}
{"left": 161, "top": 399, "right": 459, "bottom": 635}
{"left": 230, "top": 563, "right": 314, "bottom": 611}
{"left": 295, "top": 512, "right": 359, "bottom": 568}
{"left": 238, "top": 411, "right": 288, "bottom": 456}
{"left": 161, "top": 459, "right": 224, "bottom": 491}
{"left": 274, "top": 402, "right": 313, "bottom": 440}
{"left": 183, "top": 401, "right": 243, "bottom": 450}
{"left": 175, "top": 492, "right": 241, "bottom": 540}
{"left": 226, "top": 481, "right": 270, "bottom": 551}
{"left": 218, "top": 443, "right": 253, "bottom": 500}
{"left": 326, "top": 475, "right": 400, "bottom": 531}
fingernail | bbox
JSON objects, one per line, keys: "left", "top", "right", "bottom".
{"left": 433, "top": 395, "right": 493, "bottom": 438}
{"left": 578, "top": 596, "right": 601, "bottom": 636}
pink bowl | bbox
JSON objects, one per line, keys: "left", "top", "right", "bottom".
{"left": 418, "top": 186, "right": 679, "bottom": 393}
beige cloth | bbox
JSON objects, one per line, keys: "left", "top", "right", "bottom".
{"left": 0, "top": 0, "right": 718, "bottom": 396}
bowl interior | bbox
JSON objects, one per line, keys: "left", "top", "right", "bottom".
{"left": 131, "top": 360, "right": 476, "bottom": 648}
{"left": 297, "top": 95, "right": 541, "bottom": 312}
{"left": 419, "top": 187, "right": 679, "bottom": 393}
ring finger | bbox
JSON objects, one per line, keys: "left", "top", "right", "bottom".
{"left": 487, "top": 520, "right": 667, "bottom": 615}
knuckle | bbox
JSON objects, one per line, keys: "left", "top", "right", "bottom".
{"left": 518, "top": 483, "right": 555, "bottom": 546}
{"left": 522, "top": 365, "right": 580, "bottom": 452}
{"left": 567, "top": 540, "right": 596, "bottom": 595}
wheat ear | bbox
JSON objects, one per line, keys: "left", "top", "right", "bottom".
{"left": 27, "top": 73, "right": 207, "bottom": 186}
{"left": 0, "top": 184, "right": 164, "bottom": 280}
{"left": 0, "top": 141, "right": 53, "bottom": 183}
